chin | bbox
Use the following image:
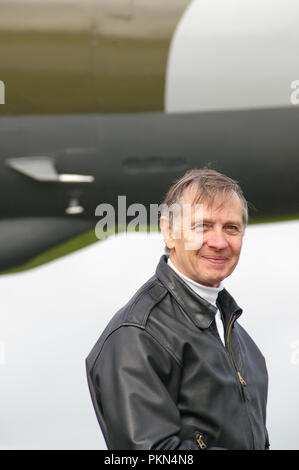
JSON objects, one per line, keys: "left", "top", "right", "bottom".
{"left": 204, "top": 274, "right": 226, "bottom": 287}
{"left": 197, "top": 274, "right": 222, "bottom": 287}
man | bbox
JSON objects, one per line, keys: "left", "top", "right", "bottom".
{"left": 86, "top": 168, "right": 269, "bottom": 450}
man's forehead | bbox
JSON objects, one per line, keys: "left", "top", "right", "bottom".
{"left": 180, "top": 188, "right": 243, "bottom": 218}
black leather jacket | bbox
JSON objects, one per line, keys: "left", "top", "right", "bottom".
{"left": 86, "top": 255, "right": 269, "bottom": 450}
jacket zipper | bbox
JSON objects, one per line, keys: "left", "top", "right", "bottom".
{"left": 226, "top": 314, "right": 247, "bottom": 398}
{"left": 196, "top": 433, "right": 207, "bottom": 450}
{"left": 226, "top": 313, "right": 256, "bottom": 449}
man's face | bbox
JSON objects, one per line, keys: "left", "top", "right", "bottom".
{"left": 162, "top": 190, "right": 244, "bottom": 287}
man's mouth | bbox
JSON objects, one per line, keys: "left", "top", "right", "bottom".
{"left": 201, "top": 256, "right": 229, "bottom": 264}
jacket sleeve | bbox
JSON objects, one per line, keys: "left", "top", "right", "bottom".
{"left": 86, "top": 325, "right": 199, "bottom": 450}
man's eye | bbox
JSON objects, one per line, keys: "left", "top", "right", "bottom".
{"left": 193, "top": 223, "right": 207, "bottom": 231}
{"left": 226, "top": 225, "right": 239, "bottom": 232}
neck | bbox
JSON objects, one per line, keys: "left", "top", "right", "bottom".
{"left": 167, "top": 257, "right": 223, "bottom": 306}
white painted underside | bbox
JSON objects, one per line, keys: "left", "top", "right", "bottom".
{"left": 0, "top": 221, "right": 298, "bottom": 449}
{"left": 166, "top": 0, "right": 299, "bottom": 113}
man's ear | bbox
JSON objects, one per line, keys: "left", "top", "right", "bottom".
{"left": 160, "top": 216, "right": 175, "bottom": 251}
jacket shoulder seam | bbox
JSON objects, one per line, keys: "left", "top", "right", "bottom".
{"left": 126, "top": 279, "right": 168, "bottom": 326}
{"left": 91, "top": 323, "right": 182, "bottom": 372}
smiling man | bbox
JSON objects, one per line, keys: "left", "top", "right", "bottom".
{"left": 86, "top": 168, "right": 269, "bottom": 450}
{"left": 162, "top": 186, "right": 245, "bottom": 288}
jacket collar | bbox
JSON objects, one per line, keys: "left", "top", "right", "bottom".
{"left": 155, "top": 255, "right": 242, "bottom": 329}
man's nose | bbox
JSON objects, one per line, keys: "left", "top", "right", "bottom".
{"left": 206, "top": 230, "right": 229, "bottom": 250}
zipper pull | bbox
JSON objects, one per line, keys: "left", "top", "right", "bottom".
{"left": 237, "top": 371, "right": 246, "bottom": 386}
{"left": 196, "top": 434, "right": 207, "bottom": 449}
